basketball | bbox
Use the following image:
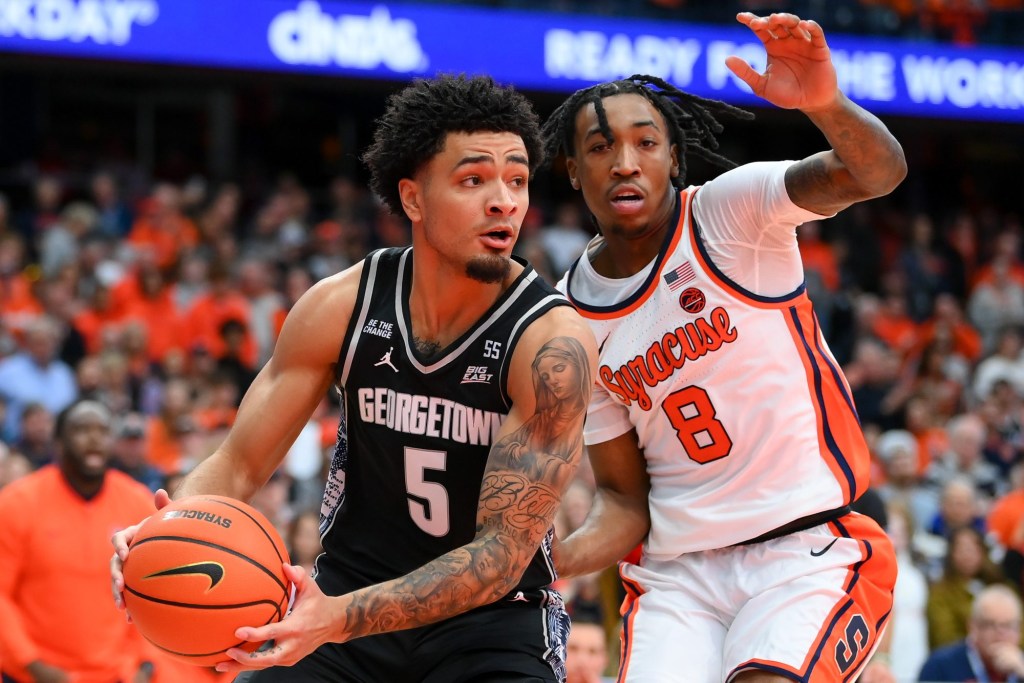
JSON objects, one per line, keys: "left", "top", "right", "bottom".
{"left": 122, "top": 495, "right": 292, "bottom": 666}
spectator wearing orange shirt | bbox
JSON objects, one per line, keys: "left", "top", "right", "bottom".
{"left": 127, "top": 183, "right": 199, "bottom": 270}
{"left": 193, "top": 371, "right": 239, "bottom": 434}
{"left": 73, "top": 283, "right": 126, "bottom": 356}
{"left": 0, "top": 234, "right": 43, "bottom": 340}
{"left": 905, "top": 340, "right": 970, "bottom": 422}
{"left": 184, "top": 260, "right": 255, "bottom": 367}
{"left": 972, "top": 229, "right": 1024, "bottom": 290}
{"left": 905, "top": 394, "right": 949, "bottom": 476}
{"left": 118, "top": 264, "right": 186, "bottom": 364}
{"left": 874, "top": 278, "right": 922, "bottom": 358}
{"left": 143, "top": 378, "right": 195, "bottom": 475}
{"left": 915, "top": 292, "right": 984, "bottom": 364}
{"left": 0, "top": 400, "right": 156, "bottom": 683}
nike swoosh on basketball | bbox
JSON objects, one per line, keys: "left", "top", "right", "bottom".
{"left": 145, "top": 562, "right": 225, "bottom": 589}
{"left": 810, "top": 539, "right": 838, "bottom": 557}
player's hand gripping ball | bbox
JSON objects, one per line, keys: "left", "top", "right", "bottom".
{"left": 122, "top": 495, "right": 292, "bottom": 666}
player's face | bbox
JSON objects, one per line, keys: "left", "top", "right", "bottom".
{"left": 567, "top": 93, "right": 679, "bottom": 241}
{"left": 405, "top": 131, "right": 530, "bottom": 284}
{"left": 537, "top": 354, "right": 577, "bottom": 401}
{"left": 61, "top": 404, "right": 114, "bottom": 482}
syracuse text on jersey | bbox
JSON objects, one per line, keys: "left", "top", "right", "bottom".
{"left": 598, "top": 305, "right": 737, "bottom": 411}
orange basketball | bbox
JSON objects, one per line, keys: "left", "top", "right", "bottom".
{"left": 122, "top": 495, "right": 292, "bottom": 666}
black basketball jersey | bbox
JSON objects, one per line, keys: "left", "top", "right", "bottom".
{"left": 317, "top": 247, "right": 571, "bottom": 598}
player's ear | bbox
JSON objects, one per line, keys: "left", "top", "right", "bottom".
{"left": 670, "top": 144, "right": 680, "bottom": 179}
{"left": 566, "top": 158, "right": 580, "bottom": 191}
{"left": 398, "top": 178, "right": 422, "bottom": 223}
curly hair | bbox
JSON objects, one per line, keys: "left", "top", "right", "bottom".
{"left": 362, "top": 74, "right": 544, "bottom": 215}
{"left": 541, "top": 74, "right": 754, "bottom": 189}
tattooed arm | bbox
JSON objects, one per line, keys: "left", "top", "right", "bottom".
{"left": 783, "top": 94, "right": 906, "bottom": 217}
{"left": 727, "top": 12, "right": 906, "bottom": 216}
{"left": 335, "top": 306, "right": 598, "bottom": 637}
{"left": 216, "top": 306, "right": 598, "bottom": 673}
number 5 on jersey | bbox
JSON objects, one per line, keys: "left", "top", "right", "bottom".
{"left": 405, "top": 447, "right": 450, "bottom": 536}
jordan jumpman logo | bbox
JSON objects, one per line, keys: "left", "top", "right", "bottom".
{"left": 375, "top": 347, "right": 398, "bottom": 372}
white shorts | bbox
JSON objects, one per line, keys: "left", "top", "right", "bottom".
{"left": 616, "top": 512, "right": 896, "bottom": 683}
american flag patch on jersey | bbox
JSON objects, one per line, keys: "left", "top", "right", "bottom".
{"left": 663, "top": 261, "right": 696, "bottom": 291}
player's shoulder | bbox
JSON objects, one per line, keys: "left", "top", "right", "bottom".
{"left": 695, "top": 160, "right": 788, "bottom": 205}
{"left": 282, "top": 260, "right": 366, "bottom": 330}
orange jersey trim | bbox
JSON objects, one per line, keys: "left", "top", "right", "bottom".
{"left": 617, "top": 570, "right": 645, "bottom": 683}
{"left": 784, "top": 299, "right": 869, "bottom": 503}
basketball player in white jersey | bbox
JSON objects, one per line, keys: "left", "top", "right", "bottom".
{"left": 543, "top": 12, "right": 907, "bottom": 683}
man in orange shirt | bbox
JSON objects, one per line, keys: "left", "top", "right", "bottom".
{"left": 127, "top": 183, "right": 199, "bottom": 270}
{"left": 0, "top": 400, "right": 156, "bottom": 683}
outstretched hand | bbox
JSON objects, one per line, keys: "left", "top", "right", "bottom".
{"left": 726, "top": 12, "right": 839, "bottom": 112}
{"left": 215, "top": 563, "right": 338, "bottom": 674}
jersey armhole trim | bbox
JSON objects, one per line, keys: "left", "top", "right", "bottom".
{"left": 336, "top": 248, "right": 400, "bottom": 387}
{"left": 689, "top": 188, "right": 807, "bottom": 309}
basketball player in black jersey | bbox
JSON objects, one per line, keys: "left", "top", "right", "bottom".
{"left": 110, "top": 74, "right": 598, "bottom": 683}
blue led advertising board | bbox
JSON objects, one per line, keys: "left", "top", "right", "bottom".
{"left": 1, "top": 0, "right": 1023, "bottom": 123}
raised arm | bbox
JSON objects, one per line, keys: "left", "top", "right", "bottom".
{"left": 555, "top": 429, "right": 651, "bottom": 579}
{"left": 726, "top": 12, "right": 907, "bottom": 216}
{"left": 217, "top": 305, "right": 599, "bottom": 673}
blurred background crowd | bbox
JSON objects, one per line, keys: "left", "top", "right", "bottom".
{"left": 2, "top": 1, "right": 1024, "bottom": 682}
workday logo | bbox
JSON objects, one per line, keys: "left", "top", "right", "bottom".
{"left": 268, "top": 2, "right": 428, "bottom": 73}
{"left": 0, "top": 0, "right": 158, "bottom": 45}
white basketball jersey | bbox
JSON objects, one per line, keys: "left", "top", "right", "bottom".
{"left": 559, "top": 186, "right": 870, "bottom": 558}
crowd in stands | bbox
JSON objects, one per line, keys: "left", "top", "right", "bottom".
{"left": 1, "top": 131, "right": 1024, "bottom": 680}
{"left": 413, "top": 0, "right": 1024, "bottom": 46}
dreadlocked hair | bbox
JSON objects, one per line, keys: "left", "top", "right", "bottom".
{"left": 363, "top": 74, "right": 544, "bottom": 215}
{"left": 541, "top": 74, "right": 754, "bottom": 189}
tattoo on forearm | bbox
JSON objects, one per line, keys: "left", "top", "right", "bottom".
{"left": 795, "top": 101, "right": 905, "bottom": 208}
{"left": 339, "top": 336, "right": 592, "bottom": 641}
